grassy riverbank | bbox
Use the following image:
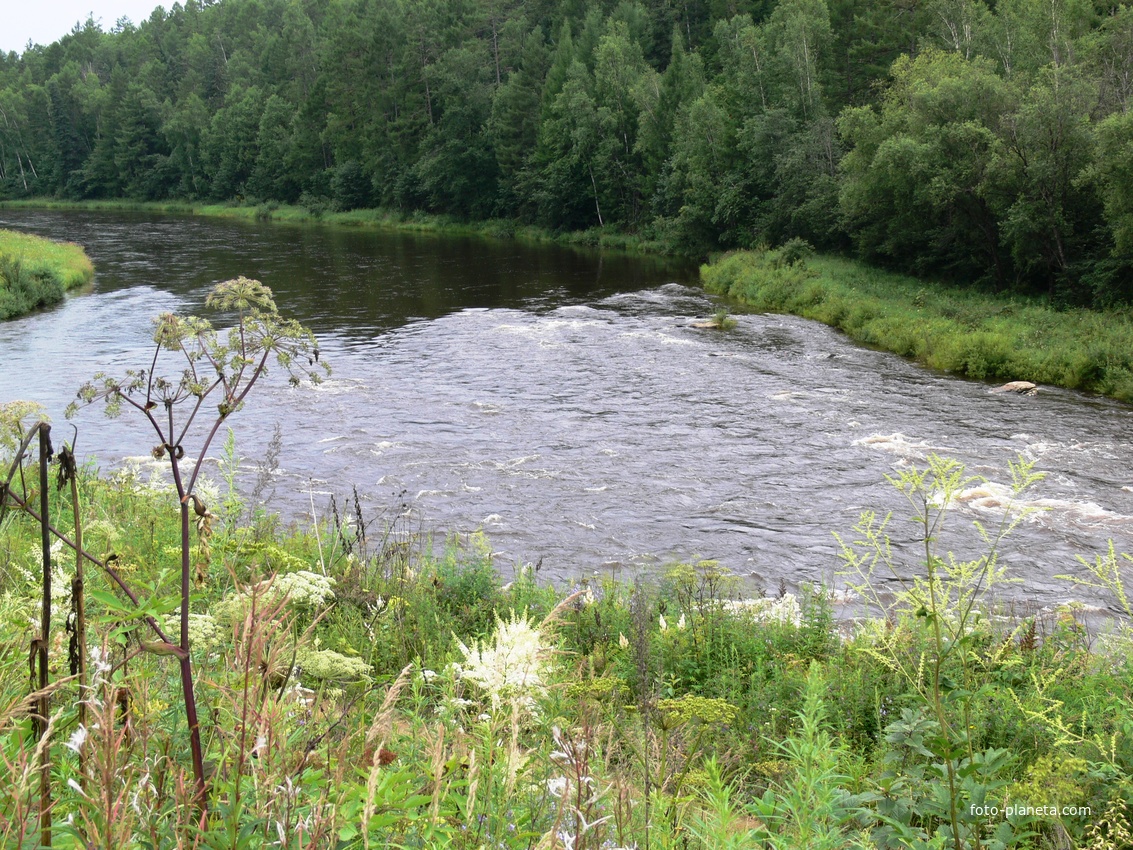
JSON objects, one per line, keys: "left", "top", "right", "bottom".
{"left": 0, "top": 198, "right": 668, "bottom": 255}
{"left": 2, "top": 446, "right": 1132, "bottom": 848}
{"left": 0, "top": 230, "right": 94, "bottom": 320}
{"left": 704, "top": 247, "right": 1133, "bottom": 403}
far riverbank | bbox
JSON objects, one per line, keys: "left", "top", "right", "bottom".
{"left": 703, "top": 246, "right": 1133, "bottom": 404}
{"left": 0, "top": 198, "right": 667, "bottom": 255}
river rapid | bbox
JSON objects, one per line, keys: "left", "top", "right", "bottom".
{"left": 3, "top": 209, "right": 1133, "bottom": 622}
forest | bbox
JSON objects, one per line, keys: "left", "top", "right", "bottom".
{"left": 2, "top": 0, "right": 1133, "bottom": 305}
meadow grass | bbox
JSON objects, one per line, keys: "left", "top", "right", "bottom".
{"left": 0, "top": 230, "right": 94, "bottom": 320}
{"left": 1, "top": 453, "right": 1132, "bottom": 849}
{"left": 703, "top": 248, "right": 1133, "bottom": 402}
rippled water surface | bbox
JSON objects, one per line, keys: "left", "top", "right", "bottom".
{"left": 3, "top": 209, "right": 1133, "bottom": 617}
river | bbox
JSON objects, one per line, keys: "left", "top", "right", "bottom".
{"left": 3, "top": 209, "right": 1132, "bottom": 621}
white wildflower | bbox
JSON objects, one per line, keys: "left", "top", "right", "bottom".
{"left": 421, "top": 669, "right": 438, "bottom": 682}
{"left": 163, "top": 612, "right": 221, "bottom": 650}
{"left": 659, "top": 614, "right": 667, "bottom": 632}
{"left": 455, "top": 612, "right": 547, "bottom": 712}
{"left": 214, "top": 570, "right": 336, "bottom": 624}
{"left": 618, "top": 632, "right": 629, "bottom": 648}
{"left": 677, "top": 613, "right": 686, "bottom": 630}
{"left": 89, "top": 646, "right": 112, "bottom": 676}
{"left": 723, "top": 594, "right": 802, "bottom": 626}
{"left": 65, "top": 725, "right": 88, "bottom": 754}
{"left": 271, "top": 570, "right": 336, "bottom": 608}
{"left": 294, "top": 647, "right": 371, "bottom": 682}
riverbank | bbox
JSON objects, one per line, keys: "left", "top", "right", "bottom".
{"left": 0, "top": 457, "right": 1128, "bottom": 848}
{"left": 0, "top": 198, "right": 668, "bottom": 255}
{"left": 0, "top": 229, "right": 94, "bottom": 320}
{"left": 704, "top": 246, "right": 1133, "bottom": 403}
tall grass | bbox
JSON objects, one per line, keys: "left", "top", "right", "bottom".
{"left": 703, "top": 248, "right": 1133, "bottom": 402}
{"left": 0, "top": 230, "right": 94, "bottom": 320}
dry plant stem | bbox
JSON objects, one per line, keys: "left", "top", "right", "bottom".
{"left": 67, "top": 454, "right": 88, "bottom": 782}
{"left": 37, "top": 424, "right": 52, "bottom": 849}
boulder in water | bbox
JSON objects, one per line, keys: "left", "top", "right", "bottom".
{"left": 990, "top": 381, "right": 1037, "bottom": 395}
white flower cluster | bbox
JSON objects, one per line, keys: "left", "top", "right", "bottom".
{"left": 455, "top": 612, "right": 547, "bottom": 712}
{"left": 270, "top": 570, "right": 336, "bottom": 608}
{"left": 215, "top": 570, "right": 336, "bottom": 623}
{"left": 112, "top": 457, "right": 175, "bottom": 494}
{"left": 163, "top": 612, "right": 222, "bottom": 650}
{"left": 295, "top": 646, "right": 371, "bottom": 682}
{"left": 723, "top": 593, "right": 802, "bottom": 626}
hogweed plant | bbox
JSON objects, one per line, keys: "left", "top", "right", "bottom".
{"left": 66, "top": 276, "right": 328, "bottom": 805}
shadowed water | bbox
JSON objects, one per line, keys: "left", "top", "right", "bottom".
{"left": 3, "top": 209, "right": 1133, "bottom": 619}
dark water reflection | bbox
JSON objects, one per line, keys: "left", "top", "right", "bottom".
{"left": 2, "top": 209, "right": 1133, "bottom": 621}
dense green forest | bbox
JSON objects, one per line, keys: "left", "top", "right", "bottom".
{"left": 2, "top": 0, "right": 1133, "bottom": 304}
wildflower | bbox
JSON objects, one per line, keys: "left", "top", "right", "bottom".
{"left": 676, "top": 613, "right": 686, "bottom": 630}
{"left": 421, "top": 669, "right": 438, "bottom": 682}
{"left": 65, "top": 725, "right": 88, "bottom": 754}
{"left": 659, "top": 614, "right": 668, "bottom": 632}
{"left": 163, "top": 612, "right": 220, "bottom": 650}
{"left": 722, "top": 594, "right": 802, "bottom": 626}
{"left": 455, "top": 612, "right": 547, "bottom": 712}
{"left": 618, "top": 632, "right": 629, "bottom": 648}
{"left": 89, "top": 646, "right": 112, "bottom": 677}
{"left": 294, "top": 647, "right": 371, "bottom": 682}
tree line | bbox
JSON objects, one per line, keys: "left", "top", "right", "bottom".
{"left": 2, "top": 0, "right": 1133, "bottom": 304}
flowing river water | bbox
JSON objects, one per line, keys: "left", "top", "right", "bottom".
{"left": 3, "top": 209, "right": 1133, "bottom": 621}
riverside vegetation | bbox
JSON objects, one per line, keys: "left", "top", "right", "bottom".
{"left": 0, "top": 230, "right": 93, "bottom": 320}
{"left": 702, "top": 243, "right": 1133, "bottom": 402}
{"left": 4, "top": 419, "right": 1133, "bottom": 849}
{"left": 3, "top": 288, "right": 1133, "bottom": 848}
